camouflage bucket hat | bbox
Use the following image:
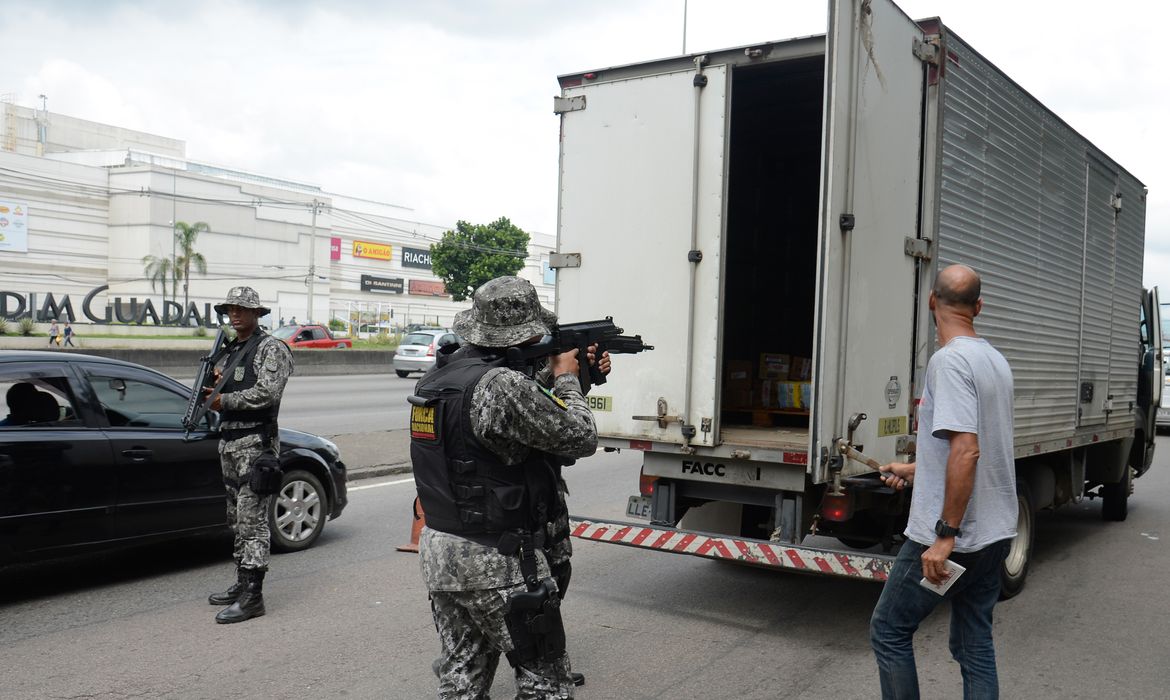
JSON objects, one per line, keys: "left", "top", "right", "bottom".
{"left": 452, "top": 276, "right": 556, "bottom": 348}
{"left": 214, "top": 286, "right": 271, "bottom": 316}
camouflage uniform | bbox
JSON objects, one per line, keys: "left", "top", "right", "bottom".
{"left": 219, "top": 333, "right": 294, "bottom": 570}
{"left": 418, "top": 276, "right": 597, "bottom": 700}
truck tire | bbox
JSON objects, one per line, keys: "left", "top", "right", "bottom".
{"left": 1000, "top": 480, "right": 1034, "bottom": 600}
{"left": 1101, "top": 466, "right": 1132, "bottom": 522}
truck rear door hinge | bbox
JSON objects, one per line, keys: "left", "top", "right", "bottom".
{"left": 912, "top": 36, "right": 941, "bottom": 65}
{"left": 548, "top": 252, "right": 581, "bottom": 269}
{"left": 904, "top": 237, "right": 931, "bottom": 260}
{"left": 553, "top": 95, "right": 587, "bottom": 115}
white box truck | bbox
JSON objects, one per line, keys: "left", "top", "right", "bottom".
{"left": 553, "top": 0, "right": 1160, "bottom": 597}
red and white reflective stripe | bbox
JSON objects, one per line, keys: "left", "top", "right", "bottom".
{"left": 570, "top": 517, "right": 892, "bottom": 582}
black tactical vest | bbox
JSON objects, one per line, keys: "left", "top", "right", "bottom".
{"left": 410, "top": 349, "right": 560, "bottom": 547}
{"left": 219, "top": 332, "right": 277, "bottom": 423}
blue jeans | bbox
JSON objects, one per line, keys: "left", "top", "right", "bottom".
{"left": 870, "top": 538, "right": 1011, "bottom": 699}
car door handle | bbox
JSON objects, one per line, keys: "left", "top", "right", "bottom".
{"left": 121, "top": 448, "right": 153, "bottom": 462}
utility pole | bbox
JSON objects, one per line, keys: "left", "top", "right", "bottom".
{"left": 306, "top": 199, "right": 318, "bottom": 323}
{"left": 682, "top": 0, "right": 688, "bottom": 54}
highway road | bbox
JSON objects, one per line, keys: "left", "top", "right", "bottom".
{"left": 3, "top": 417, "right": 1170, "bottom": 698}
{"left": 254, "top": 373, "right": 417, "bottom": 437}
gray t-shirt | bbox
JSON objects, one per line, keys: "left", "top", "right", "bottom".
{"left": 905, "top": 336, "right": 1017, "bottom": 552}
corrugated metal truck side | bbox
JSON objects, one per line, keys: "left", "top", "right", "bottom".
{"left": 554, "top": 0, "right": 1159, "bottom": 597}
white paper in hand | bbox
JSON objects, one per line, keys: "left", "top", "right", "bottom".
{"left": 919, "top": 559, "right": 966, "bottom": 596}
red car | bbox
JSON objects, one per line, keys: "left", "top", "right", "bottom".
{"left": 272, "top": 324, "right": 352, "bottom": 349}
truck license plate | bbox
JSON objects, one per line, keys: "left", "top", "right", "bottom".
{"left": 626, "top": 495, "right": 652, "bottom": 519}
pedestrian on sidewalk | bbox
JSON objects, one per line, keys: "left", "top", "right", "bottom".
{"left": 48, "top": 319, "right": 60, "bottom": 347}
{"left": 62, "top": 322, "right": 76, "bottom": 347}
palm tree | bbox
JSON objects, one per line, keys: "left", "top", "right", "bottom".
{"left": 173, "top": 221, "right": 210, "bottom": 320}
{"left": 142, "top": 254, "right": 175, "bottom": 306}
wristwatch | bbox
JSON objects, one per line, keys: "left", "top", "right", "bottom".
{"left": 934, "top": 519, "right": 962, "bottom": 538}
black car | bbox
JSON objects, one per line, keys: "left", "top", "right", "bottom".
{"left": 0, "top": 351, "right": 347, "bottom": 565}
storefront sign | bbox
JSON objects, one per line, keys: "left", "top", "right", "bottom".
{"left": 0, "top": 200, "right": 30, "bottom": 253}
{"left": 361, "top": 275, "right": 404, "bottom": 294}
{"left": 330, "top": 237, "right": 341, "bottom": 261}
{"left": 353, "top": 240, "right": 392, "bottom": 260}
{"left": 409, "top": 279, "right": 447, "bottom": 297}
{"left": 401, "top": 246, "right": 432, "bottom": 269}
{"left": 0, "top": 285, "right": 219, "bottom": 327}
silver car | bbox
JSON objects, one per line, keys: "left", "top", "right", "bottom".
{"left": 393, "top": 329, "right": 461, "bottom": 378}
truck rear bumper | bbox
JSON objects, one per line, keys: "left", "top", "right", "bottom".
{"left": 570, "top": 516, "right": 893, "bottom": 582}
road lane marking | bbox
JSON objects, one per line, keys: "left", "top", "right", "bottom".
{"left": 349, "top": 476, "right": 416, "bottom": 492}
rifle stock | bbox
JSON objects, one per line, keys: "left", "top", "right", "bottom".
{"left": 182, "top": 329, "right": 229, "bottom": 433}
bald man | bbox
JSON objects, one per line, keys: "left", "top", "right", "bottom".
{"left": 869, "top": 264, "right": 1018, "bottom": 699}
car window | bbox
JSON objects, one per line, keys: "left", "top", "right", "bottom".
{"left": 311, "top": 328, "right": 328, "bottom": 341}
{"left": 0, "top": 366, "right": 83, "bottom": 429}
{"left": 403, "top": 333, "right": 437, "bottom": 346}
{"left": 89, "top": 373, "right": 190, "bottom": 429}
{"left": 271, "top": 326, "right": 296, "bottom": 340}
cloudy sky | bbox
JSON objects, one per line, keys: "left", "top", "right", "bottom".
{"left": 4, "top": 0, "right": 1168, "bottom": 287}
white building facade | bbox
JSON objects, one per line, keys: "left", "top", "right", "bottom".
{"left": 0, "top": 102, "right": 556, "bottom": 332}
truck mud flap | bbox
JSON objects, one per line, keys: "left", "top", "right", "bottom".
{"left": 570, "top": 516, "right": 893, "bottom": 582}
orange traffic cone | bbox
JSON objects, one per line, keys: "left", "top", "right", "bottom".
{"left": 396, "top": 497, "right": 425, "bottom": 553}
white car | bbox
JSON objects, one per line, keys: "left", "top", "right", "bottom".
{"left": 393, "top": 329, "right": 461, "bottom": 378}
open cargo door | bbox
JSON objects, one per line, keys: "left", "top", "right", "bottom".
{"left": 811, "top": 0, "right": 927, "bottom": 482}
{"left": 555, "top": 63, "right": 728, "bottom": 447}
{"left": 1146, "top": 287, "right": 1163, "bottom": 410}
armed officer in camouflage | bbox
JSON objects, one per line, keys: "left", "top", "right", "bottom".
{"left": 411, "top": 276, "right": 597, "bottom": 699}
{"left": 203, "top": 286, "right": 294, "bottom": 624}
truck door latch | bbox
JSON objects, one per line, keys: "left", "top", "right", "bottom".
{"left": 633, "top": 397, "right": 681, "bottom": 430}
{"left": 904, "top": 237, "right": 931, "bottom": 259}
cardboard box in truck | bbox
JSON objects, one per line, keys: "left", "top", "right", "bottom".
{"left": 553, "top": 0, "right": 1161, "bottom": 596}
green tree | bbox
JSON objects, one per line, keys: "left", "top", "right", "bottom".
{"left": 142, "top": 253, "right": 175, "bottom": 305}
{"left": 430, "top": 217, "right": 529, "bottom": 301}
{"left": 174, "top": 221, "right": 210, "bottom": 320}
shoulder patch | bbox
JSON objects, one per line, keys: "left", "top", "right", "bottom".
{"left": 411, "top": 403, "right": 441, "bottom": 441}
{"left": 262, "top": 344, "right": 281, "bottom": 372}
{"left": 538, "top": 385, "right": 568, "bottom": 410}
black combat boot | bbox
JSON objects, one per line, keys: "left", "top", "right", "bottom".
{"left": 215, "top": 568, "right": 266, "bottom": 624}
{"left": 208, "top": 567, "right": 245, "bottom": 606}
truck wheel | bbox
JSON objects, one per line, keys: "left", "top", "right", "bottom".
{"left": 1000, "top": 480, "right": 1034, "bottom": 599}
{"left": 270, "top": 469, "right": 328, "bottom": 553}
{"left": 395, "top": 370, "right": 411, "bottom": 378}
{"left": 1101, "top": 466, "right": 1132, "bottom": 522}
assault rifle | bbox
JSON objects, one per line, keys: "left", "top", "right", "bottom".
{"left": 505, "top": 317, "right": 653, "bottom": 394}
{"left": 182, "top": 328, "right": 230, "bottom": 434}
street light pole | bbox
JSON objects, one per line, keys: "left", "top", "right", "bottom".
{"left": 306, "top": 199, "right": 318, "bottom": 322}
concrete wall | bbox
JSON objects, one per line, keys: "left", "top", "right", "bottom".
{"left": 53, "top": 347, "right": 395, "bottom": 379}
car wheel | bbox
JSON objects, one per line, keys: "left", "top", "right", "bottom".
{"left": 270, "top": 468, "right": 328, "bottom": 553}
{"left": 395, "top": 369, "right": 411, "bottom": 378}
{"left": 999, "top": 480, "right": 1034, "bottom": 599}
{"left": 1101, "top": 465, "right": 1132, "bottom": 522}
{"left": 336, "top": 343, "right": 346, "bottom": 349}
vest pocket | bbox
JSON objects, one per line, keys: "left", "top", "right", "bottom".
{"left": 486, "top": 485, "right": 528, "bottom": 529}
